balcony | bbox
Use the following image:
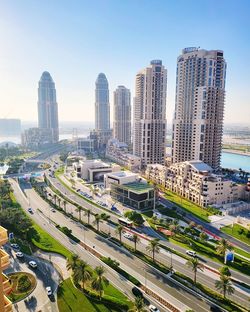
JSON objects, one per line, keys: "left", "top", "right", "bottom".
{"left": 0, "top": 227, "right": 8, "bottom": 246}
{"left": 2, "top": 273, "right": 12, "bottom": 294}
{"left": 4, "top": 296, "right": 12, "bottom": 312}
{"left": 0, "top": 249, "right": 10, "bottom": 271}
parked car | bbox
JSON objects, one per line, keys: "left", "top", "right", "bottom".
{"left": 132, "top": 287, "right": 143, "bottom": 298}
{"left": 123, "top": 232, "right": 133, "bottom": 239}
{"left": 11, "top": 243, "right": 20, "bottom": 250}
{"left": 186, "top": 250, "right": 197, "bottom": 257}
{"left": 28, "top": 208, "right": 33, "bottom": 214}
{"left": 51, "top": 208, "right": 56, "bottom": 213}
{"left": 29, "top": 260, "right": 37, "bottom": 268}
{"left": 149, "top": 305, "right": 160, "bottom": 312}
{"left": 16, "top": 252, "right": 24, "bottom": 258}
{"left": 210, "top": 306, "right": 222, "bottom": 312}
{"left": 46, "top": 286, "right": 52, "bottom": 296}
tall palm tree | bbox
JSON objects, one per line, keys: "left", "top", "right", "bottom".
{"left": 186, "top": 257, "right": 203, "bottom": 284}
{"left": 84, "top": 209, "right": 91, "bottom": 224}
{"left": 91, "top": 266, "right": 109, "bottom": 299}
{"left": 58, "top": 197, "right": 61, "bottom": 209}
{"left": 93, "top": 214, "right": 102, "bottom": 232}
{"left": 115, "top": 225, "right": 124, "bottom": 242}
{"left": 132, "top": 234, "right": 140, "bottom": 252}
{"left": 146, "top": 238, "right": 160, "bottom": 262}
{"left": 66, "top": 254, "right": 80, "bottom": 272}
{"left": 75, "top": 207, "right": 83, "bottom": 221}
{"left": 215, "top": 274, "right": 235, "bottom": 299}
{"left": 216, "top": 238, "right": 233, "bottom": 258}
{"left": 128, "top": 297, "right": 147, "bottom": 312}
{"left": 73, "top": 260, "right": 92, "bottom": 290}
{"left": 63, "top": 200, "right": 67, "bottom": 213}
{"left": 53, "top": 194, "right": 57, "bottom": 206}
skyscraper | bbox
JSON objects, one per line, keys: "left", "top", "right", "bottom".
{"left": 95, "top": 73, "right": 110, "bottom": 131}
{"left": 113, "top": 86, "right": 131, "bottom": 146}
{"left": 133, "top": 60, "right": 167, "bottom": 166}
{"left": 172, "top": 48, "right": 227, "bottom": 170}
{"left": 37, "top": 71, "right": 59, "bottom": 142}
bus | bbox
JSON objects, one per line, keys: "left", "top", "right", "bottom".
{"left": 118, "top": 218, "right": 133, "bottom": 227}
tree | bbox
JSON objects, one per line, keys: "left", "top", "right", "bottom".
{"left": 124, "top": 211, "right": 144, "bottom": 226}
{"left": 186, "top": 257, "right": 203, "bottom": 284}
{"left": 189, "top": 221, "right": 196, "bottom": 229}
{"left": 128, "top": 297, "right": 147, "bottom": 312}
{"left": 199, "top": 231, "right": 208, "bottom": 242}
{"left": 73, "top": 260, "right": 92, "bottom": 290}
{"left": 219, "top": 266, "right": 231, "bottom": 277}
{"left": 57, "top": 197, "right": 61, "bottom": 209}
{"left": 91, "top": 266, "right": 109, "bottom": 299}
{"left": 132, "top": 233, "right": 140, "bottom": 252}
{"left": 75, "top": 207, "right": 83, "bottom": 221}
{"left": 146, "top": 238, "right": 160, "bottom": 262}
{"left": 197, "top": 224, "right": 203, "bottom": 231}
{"left": 53, "top": 194, "right": 57, "bottom": 206}
{"left": 169, "top": 224, "right": 180, "bottom": 236}
{"left": 63, "top": 200, "right": 67, "bottom": 213}
{"left": 84, "top": 209, "right": 91, "bottom": 224}
{"left": 93, "top": 214, "right": 102, "bottom": 232}
{"left": 216, "top": 238, "right": 233, "bottom": 258}
{"left": 115, "top": 224, "right": 124, "bottom": 242}
{"left": 66, "top": 254, "right": 80, "bottom": 272}
{"left": 215, "top": 274, "right": 234, "bottom": 299}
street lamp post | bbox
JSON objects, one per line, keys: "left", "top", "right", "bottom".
{"left": 144, "top": 269, "right": 147, "bottom": 288}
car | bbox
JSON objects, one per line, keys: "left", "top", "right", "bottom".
{"left": 29, "top": 260, "right": 37, "bottom": 268}
{"left": 76, "top": 189, "right": 81, "bottom": 192}
{"left": 28, "top": 208, "right": 33, "bottom": 214}
{"left": 16, "top": 252, "right": 24, "bottom": 258}
{"left": 132, "top": 287, "right": 143, "bottom": 298}
{"left": 11, "top": 243, "right": 20, "bottom": 250}
{"left": 123, "top": 233, "right": 133, "bottom": 239}
{"left": 51, "top": 208, "right": 56, "bottom": 213}
{"left": 210, "top": 306, "right": 223, "bottom": 312}
{"left": 149, "top": 305, "right": 160, "bottom": 312}
{"left": 186, "top": 250, "right": 196, "bottom": 257}
{"left": 46, "top": 286, "right": 52, "bottom": 296}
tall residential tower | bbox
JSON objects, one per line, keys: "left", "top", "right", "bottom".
{"left": 172, "top": 48, "right": 226, "bottom": 170}
{"left": 37, "top": 71, "right": 59, "bottom": 142}
{"left": 113, "top": 86, "right": 131, "bottom": 146}
{"left": 95, "top": 73, "right": 110, "bottom": 131}
{"left": 133, "top": 60, "right": 167, "bottom": 166}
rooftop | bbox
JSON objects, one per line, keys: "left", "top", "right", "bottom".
{"left": 108, "top": 171, "right": 137, "bottom": 178}
{"left": 120, "top": 182, "right": 153, "bottom": 193}
{"left": 187, "top": 160, "right": 213, "bottom": 173}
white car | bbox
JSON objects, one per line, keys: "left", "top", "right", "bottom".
{"left": 123, "top": 232, "right": 133, "bottom": 239}
{"left": 149, "top": 305, "right": 160, "bottom": 312}
{"left": 186, "top": 250, "right": 196, "bottom": 257}
{"left": 46, "top": 286, "right": 52, "bottom": 296}
{"left": 11, "top": 243, "right": 20, "bottom": 249}
{"left": 16, "top": 252, "right": 24, "bottom": 258}
{"left": 29, "top": 260, "right": 38, "bottom": 268}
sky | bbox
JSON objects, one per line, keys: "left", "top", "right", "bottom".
{"left": 0, "top": 0, "right": 250, "bottom": 125}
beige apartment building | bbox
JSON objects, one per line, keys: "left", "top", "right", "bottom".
{"left": 0, "top": 226, "right": 12, "bottom": 312}
{"left": 172, "top": 48, "right": 226, "bottom": 170}
{"left": 146, "top": 161, "right": 245, "bottom": 207}
{"left": 133, "top": 60, "right": 167, "bottom": 166}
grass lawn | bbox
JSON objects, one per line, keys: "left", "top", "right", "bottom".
{"left": 221, "top": 224, "right": 250, "bottom": 245}
{"left": 165, "top": 190, "right": 213, "bottom": 222}
{"left": 57, "top": 278, "right": 125, "bottom": 312}
{"left": 28, "top": 223, "right": 72, "bottom": 259}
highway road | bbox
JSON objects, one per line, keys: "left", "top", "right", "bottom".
{"left": 11, "top": 179, "right": 172, "bottom": 312}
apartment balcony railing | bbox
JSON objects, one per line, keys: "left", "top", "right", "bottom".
{"left": 0, "top": 249, "right": 10, "bottom": 271}
{"left": 4, "top": 296, "right": 12, "bottom": 312}
{"left": 0, "top": 227, "right": 8, "bottom": 246}
{"left": 2, "top": 273, "right": 12, "bottom": 294}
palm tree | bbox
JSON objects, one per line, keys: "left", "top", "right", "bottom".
{"left": 93, "top": 214, "right": 102, "bottom": 232}
{"left": 115, "top": 225, "right": 124, "bottom": 242}
{"left": 186, "top": 257, "right": 203, "bottom": 284}
{"left": 91, "top": 266, "right": 109, "bottom": 299}
{"left": 215, "top": 274, "right": 234, "bottom": 299}
{"left": 146, "top": 238, "right": 160, "bottom": 262}
{"left": 128, "top": 297, "right": 147, "bottom": 312}
{"left": 63, "top": 200, "right": 67, "bottom": 213}
{"left": 132, "top": 233, "right": 140, "bottom": 252}
{"left": 58, "top": 197, "right": 61, "bottom": 209}
{"left": 66, "top": 254, "right": 80, "bottom": 272}
{"left": 216, "top": 238, "right": 233, "bottom": 258}
{"left": 75, "top": 206, "right": 83, "bottom": 221}
{"left": 73, "top": 260, "right": 92, "bottom": 290}
{"left": 53, "top": 194, "right": 57, "bottom": 206}
{"left": 84, "top": 209, "right": 91, "bottom": 224}
{"left": 199, "top": 231, "right": 208, "bottom": 242}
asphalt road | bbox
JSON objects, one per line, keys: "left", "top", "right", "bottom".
{"left": 4, "top": 245, "right": 60, "bottom": 312}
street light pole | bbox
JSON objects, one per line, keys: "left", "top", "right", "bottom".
{"left": 144, "top": 269, "right": 147, "bottom": 288}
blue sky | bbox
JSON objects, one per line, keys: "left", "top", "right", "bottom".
{"left": 0, "top": 0, "right": 250, "bottom": 124}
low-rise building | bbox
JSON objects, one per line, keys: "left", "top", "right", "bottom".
{"left": 21, "top": 127, "right": 54, "bottom": 149}
{"left": 104, "top": 171, "right": 139, "bottom": 189}
{"left": 106, "top": 139, "right": 142, "bottom": 171}
{"left": 73, "top": 159, "right": 120, "bottom": 182}
{"left": 146, "top": 160, "right": 246, "bottom": 207}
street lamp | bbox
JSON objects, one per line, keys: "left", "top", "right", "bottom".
{"left": 144, "top": 269, "right": 147, "bottom": 288}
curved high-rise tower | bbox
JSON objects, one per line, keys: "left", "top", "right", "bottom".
{"left": 38, "top": 71, "right": 59, "bottom": 142}
{"left": 95, "top": 73, "right": 110, "bottom": 131}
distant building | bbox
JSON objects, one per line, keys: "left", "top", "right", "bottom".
{"left": 21, "top": 127, "right": 53, "bottom": 149}
{"left": 172, "top": 48, "right": 227, "bottom": 170}
{"left": 95, "top": 73, "right": 110, "bottom": 131}
{"left": 77, "top": 138, "right": 96, "bottom": 154}
{"left": 113, "top": 86, "right": 131, "bottom": 146}
{"left": 0, "top": 119, "right": 21, "bottom": 136}
{"left": 106, "top": 139, "right": 142, "bottom": 171}
{"left": 73, "top": 158, "right": 120, "bottom": 182}
{"left": 38, "top": 71, "right": 59, "bottom": 142}
{"left": 145, "top": 160, "right": 246, "bottom": 207}
{"left": 133, "top": 60, "right": 167, "bottom": 166}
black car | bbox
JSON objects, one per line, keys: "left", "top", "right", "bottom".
{"left": 210, "top": 305, "right": 223, "bottom": 312}
{"left": 132, "top": 287, "right": 143, "bottom": 298}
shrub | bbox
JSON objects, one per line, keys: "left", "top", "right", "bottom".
{"left": 17, "top": 275, "right": 31, "bottom": 292}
